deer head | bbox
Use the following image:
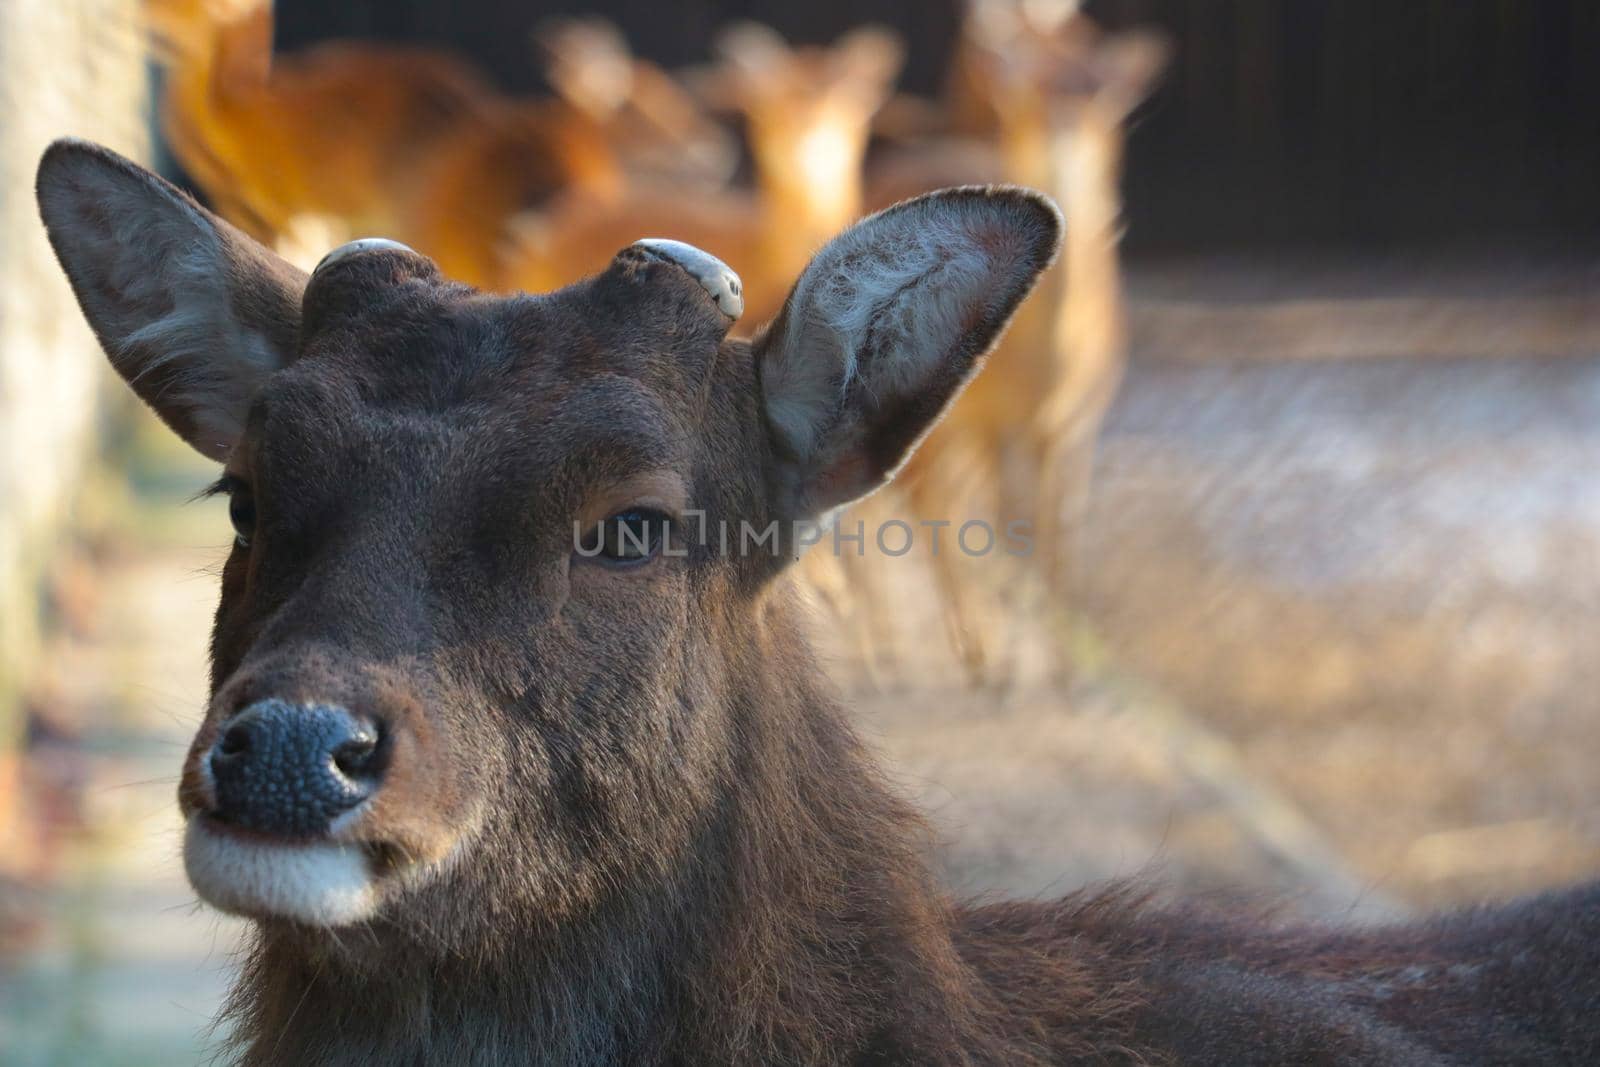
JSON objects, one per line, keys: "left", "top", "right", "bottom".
{"left": 536, "top": 17, "right": 738, "bottom": 188}
{"left": 956, "top": 0, "right": 1170, "bottom": 187}
{"left": 706, "top": 22, "right": 905, "bottom": 237}
{"left": 36, "top": 141, "right": 1058, "bottom": 953}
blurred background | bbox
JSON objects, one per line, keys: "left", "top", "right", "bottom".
{"left": 1, "top": 0, "right": 1598, "bottom": 1061}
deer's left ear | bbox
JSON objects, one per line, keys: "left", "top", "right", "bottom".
{"left": 757, "top": 186, "right": 1061, "bottom": 521}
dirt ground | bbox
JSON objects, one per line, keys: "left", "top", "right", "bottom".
{"left": 3, "top": 248, "right": 1598, "bottom": 1061}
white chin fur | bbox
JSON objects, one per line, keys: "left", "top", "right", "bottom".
{"left": 184, "top": 816, "right": 380, "bottom": 927}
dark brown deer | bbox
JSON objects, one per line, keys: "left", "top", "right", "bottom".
{"left": 36, "top": 139, "right": 1600, "bottom": 1066}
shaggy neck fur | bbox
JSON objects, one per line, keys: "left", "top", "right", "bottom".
{"left": 210, "top": 593, "right": 1600, "bottom": 1067}
{"left": 217, "top": 595, "right": 1149, "bottom": 1066}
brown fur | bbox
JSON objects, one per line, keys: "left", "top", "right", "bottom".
{"left": 36, "top": 140, "right": 1600, "bottom": 1066}
{"left": 144, "top": 0, "right": 726, "bottom": 282}
{"left": 497, "top": 24, "right": 902, "bottom": 317}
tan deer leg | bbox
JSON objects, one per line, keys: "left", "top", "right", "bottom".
{"left": 799, "top": 527, "right": 900, "bottom": 691}
{"left": 908, "top": 438, "right": 1013, "bottom": 687}
{"left": 1035, "top": 344, "right": 1124, "bottom": 596}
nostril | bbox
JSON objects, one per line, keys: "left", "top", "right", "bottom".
{"left": 331, "top": 721, "right": 382, "bottom": 780}
{"left": 210, "top": 712, "right": 263, "bottom": 783}
{"left": 217, "top": 721, "right": 252, "bottom": 758}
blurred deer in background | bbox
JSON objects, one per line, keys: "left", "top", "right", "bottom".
{"left": 497, "top": 23, "right": 903, "bottom": 321}
{"left": 952, "top": 0, "right": 1168, "bottom": 584}
{"left": 144, "top": 0, "right": 729, "bottom": 280}
{"left": 146, "top": 0, "right": 513, "bottom": 257}
{"left": 818, "top": 0, "right": 1168, "bottom": 682}
{"left": 416, "top": 17, "right": 736, "bottom": 285}
{"left": 537, "top": 17, "right": 737, "bottom": 192}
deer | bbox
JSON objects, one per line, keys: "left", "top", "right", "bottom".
{"left": 143, "top": 0, "right": 728, "bottom": 281}
{"left": 37, "top": 138, "right": 1600, "bottom": 1065}
{"left": 495, "top": 22, "right": 902, "bottom": 316}
{"left": 811, "top": 1, "right": 1170, "bottom": 682}
{"left": 943, "top": 0, "right": 1171, "bottom": 595}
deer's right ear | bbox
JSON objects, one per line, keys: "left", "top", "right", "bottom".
{"left": 36, "top": 139, "right": 306, "bottom": 459}
{"left": 756, "top": 186, "right": 1061, "bottom": 523}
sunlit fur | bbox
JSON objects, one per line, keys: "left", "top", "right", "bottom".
{"left": 38, "top": 140, "right": 1600, "bottom": 1066}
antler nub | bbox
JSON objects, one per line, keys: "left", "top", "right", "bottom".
{"left": 633, "top": 238, "right": 744, "bottom": 320}
{"left": 313, "top": 238, "right": 417, "bottom": 275}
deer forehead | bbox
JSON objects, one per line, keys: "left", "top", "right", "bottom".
{"left": 248, "top": 351, "right": 696, "bottom": 491}
{"left": 293, "top": 280, "right": 700, "bottom": 395}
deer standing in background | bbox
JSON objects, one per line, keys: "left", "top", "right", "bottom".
{"left": 954, "top": 0, "right": 1169, "bottom": 594}
{"left": 822, "top": 0, "right": 1168, "bottom": 681}
{"left": 144, "top": 0, "right": 728, "bottom": 280}
{"left": 536, "top": 17, "right": 737, "bottom": 192}
{"left": 497, "top": 23, "right": 902, "bottom": 321}
{"left": 39, "top": 137, "right": 1600, "bottom": 1067}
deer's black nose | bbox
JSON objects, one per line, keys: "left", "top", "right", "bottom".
{"left": 208, "top": 700, "right": 382, "bottom": 837}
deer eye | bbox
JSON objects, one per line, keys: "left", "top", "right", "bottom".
{"left": 580, "top": 508, "right": 672, "bottom": 566}
{"left": 222, "top": 478, "right": 256, "bottom": 548}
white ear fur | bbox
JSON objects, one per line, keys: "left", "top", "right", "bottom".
{"left": 760, "top": 186, "right": 1061, "bottom": 519}
{"left": 36, "top": 139, "right": 305, "bottom": 459}
{"left": 118, "top": 237, "right": 284, "bottom": 457}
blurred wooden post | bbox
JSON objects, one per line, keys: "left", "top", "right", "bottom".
{"left": 0, "top": 0, "right": 148, "bottom": 849}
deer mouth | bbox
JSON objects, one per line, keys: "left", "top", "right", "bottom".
{"left": 183, "top": 814, "right": 385, "bottom": 926}
{"left": 177, "top": 696, "right": 424, "bottom": 925}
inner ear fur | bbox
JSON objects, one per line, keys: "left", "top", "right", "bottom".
{"left": 757, "top": 185, "right": 1063, "bottom": 521}
{"left": 36, "top": 138, "right": 306, "bottom": 459}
